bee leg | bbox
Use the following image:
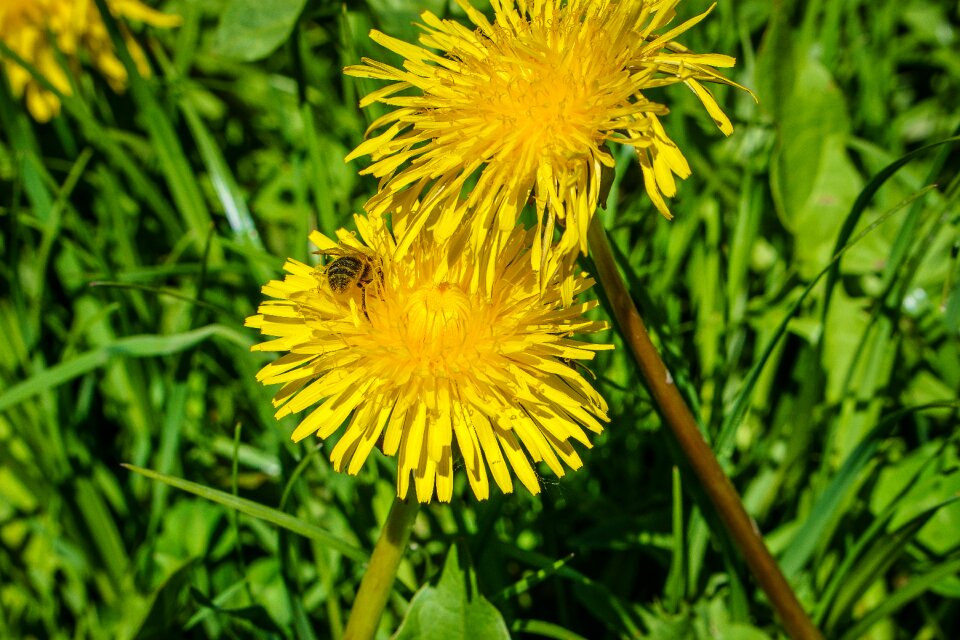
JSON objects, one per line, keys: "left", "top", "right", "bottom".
{"left": 359, "top": 282, "right": 371, "bottom": 321}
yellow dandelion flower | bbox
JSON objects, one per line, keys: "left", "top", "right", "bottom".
{"left": 346, "top": 0, "right": 749, "bottom": 283}
{"left": 0, "top": 0, "right": 180, "bottom": 122}
{"left": 245, "top": 213, "right": 611, "bottom": 503}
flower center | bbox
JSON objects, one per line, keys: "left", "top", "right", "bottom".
{"left": 401, "top": 282, "right": 475, "bottom": 373}
{"left": 511, "top": 67, "right": 580, "bottom": 138}
{"left": 471, "top": 16, "right": 623, "bottom": 166}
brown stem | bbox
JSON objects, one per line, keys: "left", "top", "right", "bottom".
{"left": 587, "top": 215, "right": 822, "bottom": 640}
{"left": 343, "top": 497, "right": 420, "bottom": 640}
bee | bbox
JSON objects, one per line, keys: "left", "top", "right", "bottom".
{"left": 314, "top": 246, "right": 383, "bottom": 314}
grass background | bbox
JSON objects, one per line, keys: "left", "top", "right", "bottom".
{"left": 1, "top": 0, "right": 959, "bottom": 638}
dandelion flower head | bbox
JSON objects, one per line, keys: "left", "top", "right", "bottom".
{"left": 246, "top": 214, "right": 612, "bottom": 503}
{"left": 0, "top": 0, "right": 180, "bottom": 121}
{"left": 347, "top": 0, "right": 748, "bottom": 280}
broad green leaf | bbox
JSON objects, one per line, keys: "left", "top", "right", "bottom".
{"left": 821, "top": 289, "right": 871, "bottom": 403}
{"left": 919, "top": 499, "right": 960, "bottom": 556}
{"left": 394, "top": 547, "right": 510, "bottom": 640}
{"left": 212, "top": 0, "right": 308, "bottom": 62}
{"left": 768, "top": 52, "right": 862, "bottom": 279}
{"left": 153, "top": 499, "right": 224, "bottom": 562}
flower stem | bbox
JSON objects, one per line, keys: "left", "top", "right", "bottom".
{"left": 343, "top": 497, "right": 420, "bottom": 640}
{"left": 587, "top": 215, "right": 823, "bottom": 640}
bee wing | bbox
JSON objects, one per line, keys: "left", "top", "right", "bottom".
{"left": 312, "top": 247, "right": 348, "bottom": 258}
{"left": 312, "top": 245, "right": 377, "bottom": 260}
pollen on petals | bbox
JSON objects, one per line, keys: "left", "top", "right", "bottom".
{"left": 247, "top": 212, "right": 613, "bottom": 503}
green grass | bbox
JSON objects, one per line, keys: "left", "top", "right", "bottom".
{"left": 1, "top": 0, "right": 959, "bottom": 638}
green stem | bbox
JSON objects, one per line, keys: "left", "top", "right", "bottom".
{"left": 587, "top": 215, "right": 822, "bottom": 640}
{"left": 343, "top": 497, "right": 420, "bottom": 640}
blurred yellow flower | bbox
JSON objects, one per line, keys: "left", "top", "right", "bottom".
{"left": 346, "top": 0, "right": 748, "bottom": 286}
{"left": 246, "top": 214, "right": 611, "bottom": 503}
{"left": 0, "top": 0, "right": 180, "bottom": 122}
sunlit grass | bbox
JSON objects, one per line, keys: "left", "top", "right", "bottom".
{"left": 1, "top": 1, "right": 958, "bottom": 638}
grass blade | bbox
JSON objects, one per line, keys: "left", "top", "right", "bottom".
{"left": 837, "top": 555, "right": 960, "bottom": 640}
{"left": 123, "top": 464, "right": 367, "bottom": 562}
{"left": 717, "top": 185, "right": 937, "bottom": 455}
{"left": 0, "top": 325, "right": 249, "bottom": 413}
{"left": 779, "top": 402, "right": 959, "bottom": 577}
